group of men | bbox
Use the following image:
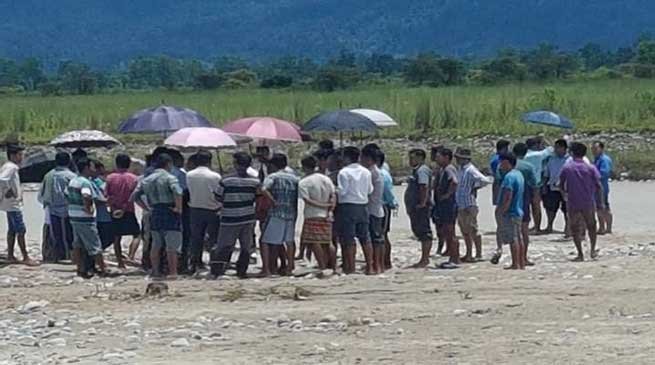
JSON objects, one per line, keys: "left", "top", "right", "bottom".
{"left": 0, "top": 134, "right": 613, "bottom": 278}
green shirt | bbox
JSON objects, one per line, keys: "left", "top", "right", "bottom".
{"left": 131, "top": 168, "right": 182, "bottom": 206}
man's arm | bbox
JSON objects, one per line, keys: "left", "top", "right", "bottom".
{"left": 498, "top": 188, "right": 513, "bottom": 215}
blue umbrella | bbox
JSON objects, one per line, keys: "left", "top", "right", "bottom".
{"left": 303, "top": 110, "right": 379, "bottom": 133}
{"left": 118, "top": 105, "right": 213, "bottom": 134}
{"left": 522, "top": 110, "right": 574, "bottom": 129}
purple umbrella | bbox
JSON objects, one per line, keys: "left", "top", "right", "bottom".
{"left": 118, "top": 105, "right": 213, "bottom": 134}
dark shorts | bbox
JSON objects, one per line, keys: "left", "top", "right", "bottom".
{"left": 336, "top": 204, "right": 370, "bottom": 246}
{"left": 369, "top": 215, "right": 385, "bottom": 246}
{"left": 383, "top": 206, "right": 392, "bottom": 234}
{"left": 498, "top": 215, "right": 522, "bottom": 245}
{"left": 151, "top": 205, "right": 181, "bottom": 231}
{"left": 433, "top": 200, "right": 457, "bottom": 226}
{"left": 543, "top": 188, "right": 567, "bottom": 214}
{"left": 409, "top": 207, "right": 433, "bottom": 242}
{"left": 97, "top": 221, "right": 114, "bottom": 249}
{"left": 112, "top": 211, "right": 141, "bottom": 237}
{"left": 6, "top": 211, "right": 26, "bottom": 235}
{"left": 522, "top": 188, "right": 532, "bottom": 223}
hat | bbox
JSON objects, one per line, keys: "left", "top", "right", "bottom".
{"left": 454, "top": 147, "right": 472, "bottom": 160}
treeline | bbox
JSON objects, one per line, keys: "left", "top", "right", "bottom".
{"left": 3, "top": 38, "right": 655, "bottom": 96}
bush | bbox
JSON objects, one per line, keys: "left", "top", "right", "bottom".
{"left": 39, "top": 81, "right": 63, "bottom": 96}
{"left": 260, "top": 75, "right": 293, "bottom": 89}
{"left": 195, "top": 73, "right": 224, "bottom": 89}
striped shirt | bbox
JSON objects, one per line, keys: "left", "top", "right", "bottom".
{"left": 263, "top": 170, "right": 299, "bottom": 220}
{"left": 39, "top": 167, "right": 77, "bottom": 217}
{"left": 216, "top": 174, "right": 261, "bottom": 226}
{"left": 455, "top": 163, "right": 492, "bottom": 209}
{"left": 67, "top": 175, "right": 97, "bottom": 221}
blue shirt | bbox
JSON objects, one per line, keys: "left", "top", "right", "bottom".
{"left": 498, "top": 169, "right": 524, "bottom": 219}
{"left": 380, "top": 168, "right": 398, "bottom": 208}
{"left": 92, "top": 177, "right": 112, "bottom": 223}
{"left": 594, "top": 153, "right": 612, "bottom": 195}
{"left": 489, "top": 153, "right": 500, "bottom": 175}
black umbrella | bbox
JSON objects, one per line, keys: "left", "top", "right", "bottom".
{"left": 19, "top": 148, "right": 57, "bottom": 183}
{"left": 118, "top": 105, "right": 213, "bottom": 134}
{"left": 303, "top": 110, "right": 379, "bottom": 133}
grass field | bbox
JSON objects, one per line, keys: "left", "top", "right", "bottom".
{"left": 2, "top": 79, "right": 655, "bottom": 144}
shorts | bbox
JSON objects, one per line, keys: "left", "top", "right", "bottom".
{"left": 543, "top": 187, "right": 567, "bottom": 214}
{"left": 498, "top": 215, "right": 522, "bottom": 245}
{"left": 336, "top": 203, "right": 370, "bottom": 246}
{"left": 71, "top": 220, "right": 102, "bottom": 256}
{"left": 522, "top": 188, "right": 533, "bottom": 223}
{"left": 112, "top": 211, "right": 141, "bottom": 237}
{"left": 369, "top": 215, "right": 385, "bottom": 246}
{"left": 383, "top": 206, "right": 392, "bottom": 234}
{"left": 6, "top": 211, "right": 26, "bottom": 235}
{"left": 569, "top": 209, "right": 596, "bottom": 238}
{"left": 457, "top": 207, "right": 479, "bottom": 235}
{"left": 97, "top": 221, "right": 114, "bottom": 249}
{"left": 301, "top": 218, "right": 332, "bottom": 246}
{"left": 409, "top": 207, "right": 433, "bottom": 242}
{"left": 433, "top": 200, "right": 457, "bottom": 226}
{"left": 261, "top": 216, "right": 296, "bottom": 245}
{"left": 151, "top": 230, "right": 183, "bottom": 253}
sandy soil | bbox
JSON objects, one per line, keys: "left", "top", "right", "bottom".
{"left": 0, "top": 182, "right": 654, "bottom": 364}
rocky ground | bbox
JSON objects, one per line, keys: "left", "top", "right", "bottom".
{"left": 1, "top": 183, "right": 654, "bottom": 365}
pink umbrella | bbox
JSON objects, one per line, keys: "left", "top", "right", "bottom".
{"left": 164, "top": 127, "right": 238, "bottom": 149}
{"left": 222, "top": 117, "right": 303, "bottom": 143}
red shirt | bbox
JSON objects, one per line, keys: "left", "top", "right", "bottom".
{"left": 105, "top": 170, "right": 139, "bottom": 213}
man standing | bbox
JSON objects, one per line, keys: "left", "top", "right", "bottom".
{"left": 560, "top": 143, "right": 603, "bottom": 262}
{"left": 211, "top": 152, "right": 261, "bottom": 278}
{"left": 543, "top": 139, "right": 569, "bottom": 234}
{"left": 361, "top": 144, "right": 385, "bottom": 274}
{"left": 434, "top": 148, "right": 460, "bottom": 268}
{"left": 0, "top": 144, "right": 36, "bottom": 265}
{"left": 512, "top": 143, "right": 538, "bottom": 266}
{"left": 405, "top": 149, "right": 433, "bottom": 268}
{"left": 377, "top": 151, "right": 397, "bottom": 270}
{"left": 106, "top": 153, "right": 141, "bottom": 267}
{"left": 131, "top": 154, "right": 183, "bottom": 279}
{"left": 186, "top": 150, "right": 221, "bottom": 273}
{"left": 524, "top": 137, "right": 553, "bottom": 232}
{"left": 495, "top": 153, "right": 525, "bottom": 270}
{"left": 67, "top": 158, "right": 107, "bottom": 278}
{"left": 299, "top": 155, "right": 336, "bottom": 272}
{"left": 455, "top": 148, "right": 492, "bottom": 263}
{"left": 39, "top": 151, "right": 77, "bottom": 262}
{"left": 490, "top": 140, "right": 510, "bottom": 206}
{"left": 336, "top": 146, "right": 373, "bottom": 274}
{"left": 592, "top": 142, "right": 613, "bottom": 235}
{"left": 261, "top": 153, "right": 299, "bottom": 275}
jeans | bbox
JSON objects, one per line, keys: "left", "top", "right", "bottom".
{"left": 210, "top": 222, "right": 255, "bottom": 277}
{"left": 189, "top": 207, "right": 220, "bottom": 266}
{"left": 49, "top": 215, "right": 73, "bottom": 262}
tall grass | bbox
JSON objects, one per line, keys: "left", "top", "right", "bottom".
{"left": 2, "top": 79, "right": 655, "bottom": 143}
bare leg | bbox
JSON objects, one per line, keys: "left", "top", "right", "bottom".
{"left": 73, "top": 247, "right": 83, "bottom": 274}
{"left": 383, "top": 234, "right": 392, "bottom": 269}
{"left": 94, "top": 254, "right": 107, "bottom": 274}
{"left": 545, "top": 211, "right": 556, "bottom": 233}
{"left": 505, "top": 243, "right": 519, "bottom": 270}
{"left": 323, "top": 244, "right": 337, "bottom": 273}
{"left": 361, "top": 242, "right": 374, "bottom": 274}
{"left": 587, "top": 214, "right": 598, "bottom": 260}
{"left": 286, "top": 243, "right": 296, "bottom": 274}
{"left": 531, "top": 195, "right": 542, "bottom": 232}
{"left": 411, "top": 240, "right": 432, "bottom": 268}
{"left": 572, "top": 224, "right": 584, "bottom": 262}
{"left": 166, "top": 251, "right": 178, "bottom": 278}
{"left": 445, "top": 225, "right": 460, "bottom": 265}
{"left": 462, "top": 233, "right": 474, "bottom": 262}
{"left": 373, "top": 245, "right": 384, "bottom": 273}
{"left": 113, "top": 236, "right": 126, "bottom": 269}
{"left": 150, "top": 245, "right": 161, "bottom": 277}
{"left": 260, "top": 242, "right": 271, "bottom": 276}
{"left": 607, "top": 209, "right": 613, "bottom": 234}
{"left": 128, "top": 236, "right": 140, "bottom": 261}
{"left": 341, "top": 244, "right": 355, "bottom": 274}
{"left": 311, "top": 243, "right": 327, "bottom": 270}
{"left": 7, "top": 232, "right": 17, "bottom": 262}
{"left": 474, "top": 233, "right": 483, "bottom": 260}
{"left": 522, "top": 222, "right": 533, "bottom": 266}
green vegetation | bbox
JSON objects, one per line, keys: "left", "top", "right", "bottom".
{"left": 2, "top": 79, "right": 655, "bottom": 144}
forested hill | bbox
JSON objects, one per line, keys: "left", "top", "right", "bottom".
{"left": 1, "top": 0, "right": 654, "bottom": 66}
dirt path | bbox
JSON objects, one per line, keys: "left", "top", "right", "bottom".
{"left": 1, "top": 182, "right": 654, "bottom": 364}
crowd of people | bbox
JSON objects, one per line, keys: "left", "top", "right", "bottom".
{"left": 0, "top": 135, "right": 613, "bottom": 279}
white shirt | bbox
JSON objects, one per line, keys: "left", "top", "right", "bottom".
{"left": 0, "top": 161, "right": 22, "bottom": 212}
{"left": 186, "top": 166, "right": 222, "bottom": 210}
{"left": 299, "top": 173, "right": 335, "bottom": 219}
{"left": 337, "top": 163, "right": 373, "bottom": 205}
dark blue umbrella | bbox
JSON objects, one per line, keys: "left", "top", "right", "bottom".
{"left": 303, "top": 110, "right": 379, "bottom": 133}
{"left": 522, "top": 111, "right": 574, "bottom": 129}
{"left": 118, "top": 105, "right": 213, "bottom": 134}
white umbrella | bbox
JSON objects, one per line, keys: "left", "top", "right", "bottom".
{"left": 50, "top": 130, "right": 121, "bottom": 148}
{"left": 350, "top": 109, "right": 398, "bottom": 128}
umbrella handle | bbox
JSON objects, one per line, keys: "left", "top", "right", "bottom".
{"left": 216, "top": 149, "right": 224, "bottom": 175}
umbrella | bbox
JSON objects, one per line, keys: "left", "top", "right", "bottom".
{"left": 50, "top": 130, "right": 121, "bottom": 148}
{"left": 164, "top": 127, "right": 238, "bottom": 149}
{"left": 350, "top": 108, "right": 398, "bottom": 128}
{"left": 222, "top": 117, "right": 303, "bottom": 143}
{"left": 19, "top": 147, "right": 57, "bottom": 183}
{"left": 522, "top": 111, "right": 574, "bottom": 129}
{"left": 118, "top": 105, "right": 213, "bottom": 134}
{"left": 303, "top": 110, "right": 379, "bottom": 133}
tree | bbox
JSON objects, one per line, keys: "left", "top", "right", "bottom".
{"left": 0, "top": 58, "right": 19, "bottom": 87}
{"left": 637, "top": 40, "right": 655, "bottom": 64}
{"left": 404, "top": 53, "right": 445, "bottom": 87}
{"left": 364, "top": 53, "right": 403, "bottom": 76}
{"left": 213, "top": 56, "right": 248, "bottom": 74}
{"left": 478, "top": 56, "right": 528, "bottom": 84}
{"left": 260, "top": 75, "right": 293, "bottom": 88}
{"left": 194, "top": 73, "right": 224, "bottom": 89}
{"left": 313, "top": 65, "right": 361, "bottom": 92}
{"left": 57, "top": 61, "right": 96, "bottom": 94}
{"left": 18, "top": 58, "right": 45, "bottom": 91}
{"left": 437, "top": 58, "right": 466, "bottom": 85}
{"left": 579, "top": 43, "right": 609, "bottom": 70}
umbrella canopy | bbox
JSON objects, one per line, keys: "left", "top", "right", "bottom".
{"left": 19, "top": 147, "right": 57, "bottom": 183}
{"left": 164, "top": 127, "right": 237, "bottom": 149}
{"left": 303, "top": 110, "right": 379, "bottom": 133}
{"left": 350, "top": 108, "right": 398, "bottom": 128}
{"left": 222, "top": 117, "right": 303, "bottom": 142}
{"left": 50, "top": 130, "right": 121, "bottom": 148}
{"left": 118, "top": 105, "right": 213, "bottom": 134}
{"left": 522, "top": 111, "right": 574, "bottom": 129}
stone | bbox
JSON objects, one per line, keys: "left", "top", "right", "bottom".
{"left": 41, "top": 330, "right": 61, "bottom": 339}
{"left": 320, "top": 315, "right": 338, "bottom": 323}
{"left": 564, "top": 328, "right": 579, "bottom": 334}
{"left": 83, "top": 328, "right": 98, "bottom": 336}
{"left": 276, "top": 315, "right": 291, "bottom": 326}
{"left": 453, "top": 309, "right": 468, "bottom": 316}
{"left": 170, "top": 338, "right": 190, "bottom": 348}
{"left": 396, "top": 328, "right": 405, "bottom": 335}
{"left": 17, "top": 300, "right": 49, "bottom": 314}
{"left": 124, "top": 322, "right": 141, "bottom": 329}
{"left": 17, "top": 335, "right": 39, "bottom": 347}
{"left": 102, "top": 353, "right": 125, "bottom": 361}
{"left": 361, "top": 317, "right": 374, "bottom": 325}
{"left": 46, "top": 338, "right": 67, "bottom": 347}
{"left": 86, "top": 316, "right": 104, "bottom": 324}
